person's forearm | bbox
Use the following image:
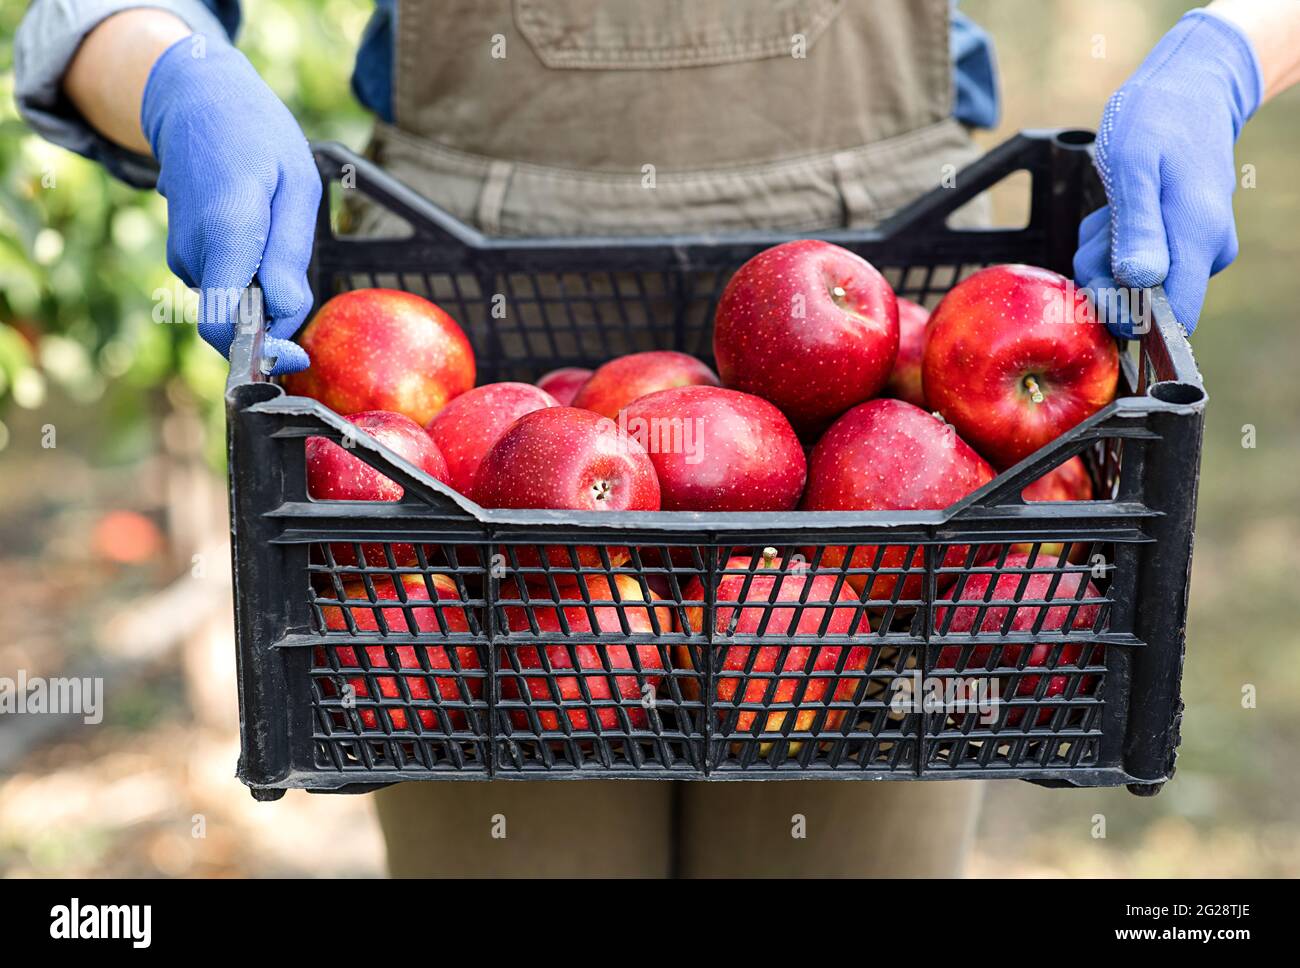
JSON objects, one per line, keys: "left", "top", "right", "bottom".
{"left": 64, "top": 8, "right": 192, "bottom": 156}
{"left": 1209, "top": 0, "right": 1300, "bottom": 101}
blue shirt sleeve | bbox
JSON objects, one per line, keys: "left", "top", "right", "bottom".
{"left": 951, "top": 1, "right": 1000, "bottom": 128}
{"left": 14, "top": 0, "right": 242, "bottom": 188}
{"left": 351, "top": 0, "right": 395, "bottom": 124}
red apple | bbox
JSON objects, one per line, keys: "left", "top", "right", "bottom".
{"left": 571, "top": 351, "right": 719, "bottom": 420}
{"left": 317, "top": 574, "right": 480, "bottom": 731}
{"left": 678, "top": 548, "right": 872, "bottom": 753}
{"left": 284, "top": 289, "right": 475, "bottom": 425}
{"left": 500, "top": 574, "right": 670, "bottom": 732}
{"left": 1021, "top": 455, "right": 1093, "bottom": 502}
{"left": 800, "top": 399, "right": 995, "bottom": 601}
{"left": 427, "top": 382, "right": 559, "bottom": 495}
{"left": 713, "top": 240, "right": 899, "bottom": 437}
{"left": 306, "top": 410, "right": 450, "bottom": 567}
{"left": 883, "top": 297, "right": 931, "bottom": 409}
{"left": 1009, "top": 456, "right": 1095, "bottom": 560}
{"left": 618, "top": 385, "right": 805, "bottom": 512}
{"left": 471, "top": 407, "right": 660, "bottom": 569}
{"left": 923, "top": 265, "right": 1119, "bottom": 469}
{"left": 935, "top": 554, "right": 1103, "bottom": 726}
{"left": 536, "top": 367, "right": 592, "bottom": 406}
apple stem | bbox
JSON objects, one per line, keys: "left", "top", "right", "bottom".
{"left": 831, "top": 286, "right": 847, "bottom": 299}
{"left": 1024, "top": 375, "right": 1045, "bottom": 404}
{"left": 761, "top": 546, "right": 778, "bottom": 567}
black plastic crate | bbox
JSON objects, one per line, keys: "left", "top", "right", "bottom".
{"left": 225, "top": 130, "right": 1206, "bottom": 799}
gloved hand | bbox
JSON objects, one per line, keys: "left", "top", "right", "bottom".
{"left": 142, "top": 35, "right": 320, "bottom": 373}
{"left": 1073, "top": 9, "right": 1263, "bottom": 337}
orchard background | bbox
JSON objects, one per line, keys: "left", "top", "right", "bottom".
{"left": 1, "top": 0, "right": 1297, "bottom": 876}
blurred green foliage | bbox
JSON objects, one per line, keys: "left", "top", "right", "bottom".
{"left": 0, "top": 0, "right": 373, "bottom": 459}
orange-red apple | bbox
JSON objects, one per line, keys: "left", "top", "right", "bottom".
{"left": 284, "top": 288, "right": 475, "bottom": 425}
{"left": 571, "top": 350, "right": 718, "bottom": 420}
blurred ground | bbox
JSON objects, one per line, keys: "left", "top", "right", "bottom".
{"left": 2, "top": 0, "right": 1298, "bottom": 878}
{"left": 0, "top": 393, "right": 385, "bottom": 877}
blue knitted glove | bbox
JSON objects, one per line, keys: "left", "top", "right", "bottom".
{"left": 1073, "top": 10, "right": 1263, "bottom": 337}
{"left": 142, "top": 35, "right": 319, "bottom": 373}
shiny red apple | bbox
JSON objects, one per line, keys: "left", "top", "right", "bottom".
{"left": 284, "top": 288, "right": 475, "bottom": 425}
{"left": 471, "top": 407, "right": 660, "bottom": 569}
{"left": 935, "top": 553, "right": 1103, "bottom": 726}
{"left": 923, "top": 265, "right": 1119, "bottom": 468}
{"left": 1010, "top": 455, "right": 1095, "bottom": 560}
{"left": 305, "top": 409, "right": 450, "bottom": 567}
{"left": 618, "top": 385, "right": 805, "bottom": 512}
{"left": 571, "top": 350, "right": 719, "bottom": 420}
{"left": 536, "top": 367, "right": 592, "bottom": 406}
{"left": 1021, "top": 455, "right": 1093, "bottom": 502}
{"left": 800, "top": 399, "right": 995, "bottom": 601}
{"left": 427, "top": 382, "right": 559, "bottom": 495}
{"left": 713, "top": 240, "right": 899, "bottom": 437}
{"left": 500, "top": 574, "right": 670, "bottom": 732}
{"left": 883, "top": 297, "right": 931, "bottom": 409}
{"left": 317, "top": 574, "right": 480, "bottom": 731}
{"left": 679, "top": 548, "right": 872, "bottom": 753}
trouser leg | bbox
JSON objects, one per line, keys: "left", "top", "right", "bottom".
{"left": 374, "top": 779, "right": 673, "bottom": 877}
{"left": 678, "top": 780, "right": 984, "bottom": 877}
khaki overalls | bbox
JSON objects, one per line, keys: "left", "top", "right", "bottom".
{"left": 368, "top": 0, "right": 986, "bottom": 876}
